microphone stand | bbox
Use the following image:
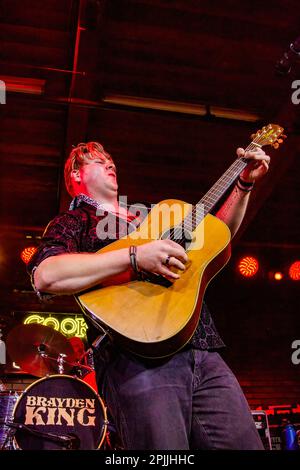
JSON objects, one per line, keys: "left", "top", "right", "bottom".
{"left": 0, "top": 420, "right": 79, "bottom": 450}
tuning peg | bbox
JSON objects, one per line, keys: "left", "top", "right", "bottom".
{"left": 251, "top": 132, "right": 261, "bottom": 140}
{"left": 272, "top": 142, "right": 280, "bottom": 149}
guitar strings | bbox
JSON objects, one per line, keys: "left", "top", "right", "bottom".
{"left": 171, "top": 144, "right": 254, "bottom": 240}
{"left": 167, "top": 132, "right": 268, "bottom": 245}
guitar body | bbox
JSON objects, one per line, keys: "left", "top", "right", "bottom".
{"left": 77, "top": 199, "right": 231, "bottom": 358}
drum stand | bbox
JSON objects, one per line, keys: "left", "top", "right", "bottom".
{"left": 1, "top": 421, "right": 79, "bottom": 450}
{"left": 37, "top": 332, "right": 109, "bottom": 375}
{"left": 0, "top": 424, "right": 15, "bottom": 451}
{"left": 37, "top": 350, "right": 95, "bottom": 375}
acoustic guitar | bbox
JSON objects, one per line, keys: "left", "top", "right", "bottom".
{"left": 77, "top": 124, "right": 285, "bottom": 358}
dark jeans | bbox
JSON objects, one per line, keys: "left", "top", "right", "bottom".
{"left": 96, "top": 346, "right": 263, "bottom": 450}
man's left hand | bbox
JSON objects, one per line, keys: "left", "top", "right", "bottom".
{"left": 237, "top": 147, "right": 270, "bottom": 183}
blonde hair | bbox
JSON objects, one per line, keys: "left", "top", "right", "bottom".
{"left": 64, "top": 142, "right": 112, "bottom": 197}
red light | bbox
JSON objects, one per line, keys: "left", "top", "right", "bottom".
{"left": 21, "top": 246, "right": 37, "bottom": 264}
{"left": 289, "top": 261, "right": 300, "bottom": 281}
{"left": 238, "top": 256, "right": 259, "bottom": 278}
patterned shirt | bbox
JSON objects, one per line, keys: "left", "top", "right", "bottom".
{"left": 27, "top": 194, "right": 225, "bottom": 350}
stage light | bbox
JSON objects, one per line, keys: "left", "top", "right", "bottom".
{"left": 238, "top": 256, "right": 259, "bottom": 278}
{"left": 274, "top": 272, "right": 283, "bottom": 281}
{"left": 289, "top": 261, "right": 300, "bottom": 281}
{"left": 21, "top": 246, "right": 37, "bottom": 264}
{"left": 1, "top": 75, "right": 45, "bottom": 95}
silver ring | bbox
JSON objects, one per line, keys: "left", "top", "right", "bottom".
{"left": 165, "top": 255, "right": 171, "bottom": 266}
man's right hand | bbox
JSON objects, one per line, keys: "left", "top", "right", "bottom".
{"left": 136, "top": 240, "right": 188, "bottom": 280}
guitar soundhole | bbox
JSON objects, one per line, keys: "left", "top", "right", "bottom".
{"left": 160, "top": 227, "right": 193, "bottom": 250}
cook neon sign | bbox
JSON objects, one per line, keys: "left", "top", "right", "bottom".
{"left": 24, "top": 314, "right": 88, "bottom": 339}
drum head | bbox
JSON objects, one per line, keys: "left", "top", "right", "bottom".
{"left": 13, "top": 375, "right": 107, "bottom": 450}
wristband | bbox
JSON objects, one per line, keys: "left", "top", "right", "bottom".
{"left": 129, "top": 245, "right": 139, "bottom": 273}
{"left": 237, "top": 176, "right": 254, "bottom": 187}
{"left": 236, "top": 176, "right": 254, "bottom": 192}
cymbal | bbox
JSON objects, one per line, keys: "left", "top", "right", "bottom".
{"left": 6, "top": 324, "right": 76, "bottom": 377}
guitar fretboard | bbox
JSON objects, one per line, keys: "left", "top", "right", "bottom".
{"left": 168, "top": 123, "right": 284, "bottom": 243}
{"left": 177, "top": 157, "right": 248, "bottom": 236}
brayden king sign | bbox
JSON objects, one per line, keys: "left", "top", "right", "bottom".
{"left": 24, "top": 395, "right": 96, "bottom": 426}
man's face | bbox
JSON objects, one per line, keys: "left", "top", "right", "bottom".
{"left": 74, "top": 155, "right": 118, "bottom": 198}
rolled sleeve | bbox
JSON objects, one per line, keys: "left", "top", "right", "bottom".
{"left": 27, "top": 212, "right": 81, "bottom": 300}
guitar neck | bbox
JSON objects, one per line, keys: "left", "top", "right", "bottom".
{"left": 174, "top": 123, "right": 284, "bottom": 237}
{"left": 184, "top": 151, "right": 252, "bottom": 231}
{"left": 200, "top": 156, "right": 248, "bottom": 215}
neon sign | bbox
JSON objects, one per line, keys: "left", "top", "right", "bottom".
{"left": 24, "top": 314, "right": 88, "bottom": 339}
{"left": 256, "top": 404, "right": 300, "bottom": 416}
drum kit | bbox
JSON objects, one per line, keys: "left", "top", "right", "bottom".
{"left": 0, "top": 324, "right": 111, "bottom": 450}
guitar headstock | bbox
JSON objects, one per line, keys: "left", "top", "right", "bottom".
{"left": 251, "top": 124, "right": 286, "bottom": 149}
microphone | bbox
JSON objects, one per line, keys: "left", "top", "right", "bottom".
{"left": 276, "top": 35, "right": 300, "bottom": 75}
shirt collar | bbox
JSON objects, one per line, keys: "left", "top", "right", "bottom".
{"left": 69, "top": 194, "right": 105, "bottom": 211}
{"left": 70, "top": 194, "right": 147, "bottom": 231}
{"left": 69, "top": 193, "right": 132, "bottom": 219}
